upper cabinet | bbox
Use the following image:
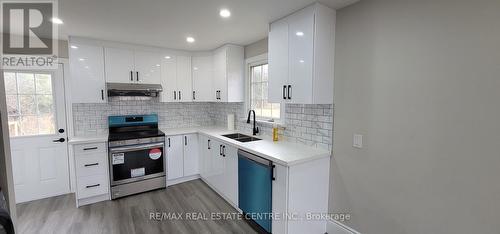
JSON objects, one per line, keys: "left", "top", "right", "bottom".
{"left": 268, "top": 3, "right": 336, "bottom": 104}
{"left": 192, "top": 54, "right": 214, "bottom": 102}
{"left": 212, "top": 45, "right": 244, "bottom": 102}
{"left": 160, "top": 54, "right": 193, "bottom": 102}
{"left": 104, "top": 47, "right": 161, "bottom": 84}
{"left": 68, "top": 40, "right": 106, "bottom": 103}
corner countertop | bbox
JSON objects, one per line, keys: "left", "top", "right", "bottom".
{"left": 162, "top": 127, "right": 331, "bottom": 166}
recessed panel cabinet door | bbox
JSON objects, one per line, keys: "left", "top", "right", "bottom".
{"left": 268, "top": 18, "right": 289, "bottom": 103}
{"left": 223, "top": 145, "right": 238, "bottom": 206}
{"left": 166, "top": 135, "right": 183, "bottom": 180}
{"left": 287, "top": 6, "right": 314, "bottom": 103}
{"left": 213, "top": 47, "right": 227, "bottom": 102}
{"left": 161, "top": 55, "right": 177, "bottom": 102}
{"left": 134, "top": 51, "right": 161, "bottom": 84}
{"left": 104, "top": 47, "right": 135, "bottom": 83}
{"left": 183, "top": 134, "right": 199, "bottom": 176}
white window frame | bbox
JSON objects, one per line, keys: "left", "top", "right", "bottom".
{"left": 245, "top": 53, "right": 284, "bottom": 123}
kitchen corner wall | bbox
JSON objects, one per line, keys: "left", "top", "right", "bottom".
{"left": 72, "top": 101, "right": 333, "bottom": 150}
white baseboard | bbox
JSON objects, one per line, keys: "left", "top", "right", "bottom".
{"left": 166, "top": 174, "right": 200, "bottom": 186}
{"left": 326, "top": 220, "right": 360, "bottom": 234}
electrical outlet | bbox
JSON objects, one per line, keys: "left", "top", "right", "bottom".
{"left": 353, "top": 134, "right": 363, "bottom": 148}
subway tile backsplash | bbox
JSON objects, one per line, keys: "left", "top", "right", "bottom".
{"left": 73, "top": 101, "right": 333, "bottom": 150}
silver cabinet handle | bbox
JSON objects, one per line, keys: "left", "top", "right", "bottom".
{"left": 110, "top": 142, "right": 164, "bottom": 152}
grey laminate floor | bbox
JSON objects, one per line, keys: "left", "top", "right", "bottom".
{"left": 16, "top": 179, "right": 257, "bottom": 234}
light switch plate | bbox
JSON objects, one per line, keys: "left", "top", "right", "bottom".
{"left": 353, "top": 134, "right": 363, "bottom": 148}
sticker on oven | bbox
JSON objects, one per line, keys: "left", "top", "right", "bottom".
{"left": 112, "top": 153, "right": 125, "bottom": 165}
{"left": 149, "top": 148, "right": 162, "bottom": 160}
{"left": 131, "top": 168, "right": 145, "bottom": 178}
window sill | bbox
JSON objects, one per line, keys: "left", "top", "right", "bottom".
{"left": 238, "top": 118, "right": 286, "bottom": 128}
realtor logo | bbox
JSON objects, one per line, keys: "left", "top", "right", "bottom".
{"left": 1, "top": 1, "right": 58, "bottom": 69}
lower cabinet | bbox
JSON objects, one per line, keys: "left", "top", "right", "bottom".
{"left": 166, "top": 134, "right": 199, "bottom": 183}
{"left": 199, "top": 136, "right": 238, "bottom": 206}
{"left": 72, "top": 142, "right": 110, "bottom": 207}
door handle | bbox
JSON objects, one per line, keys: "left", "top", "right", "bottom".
{"left": 184, "top": 136, "right": 187, "bottom": 146}
{"left": 174, "top": 91, "right": 176, "bottom": 100}
{"left": 283, "top": 85, "right": 287, "bottom": 100}
{"left": 222, "top": 145, "right": 226, "bottom": 157}
{"left": 86, "top": 184, "right": 100, "bottom": 188}
{"left": 287, "top": 85, "right": 292, "bottom": 99}
{"left": 84, "top": 163, "right": 99, "bottom": 167}
{"left": 53, "top": 138, "right": 65, "bottom": 143}
{"left": 130, "top": 71, "right": 133, "bottom": 81}
{"left": 208, "top": 139, "right": 211, "bottom": 149}
{"left": 101, "top": 90, "right": 104, "bottom": 100}
{"left": 83, "top": 147, "right": 98, "bottom": 151}
{"left": 136, "top": 71, "right": 139, "bottom": 81}
{"left": 272, "top": 165, "right": 276, "bottom": 180}
{"left": 168, "top": 138, "right": 171, "bottom": 147}
{"left": 193, "top": 91, "right": 196, "bottom": 100}
{"left": 219, "top": 145, "right": 222, "bottom": 155}
{"left": 58, "top": 128, "right": 65, "bottom": 133}
{"left": 178, "top": 91, "right": 181, "bottom": 100}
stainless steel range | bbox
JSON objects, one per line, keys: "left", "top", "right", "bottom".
{"left": 108, "top": 114, "right": 166, "bottom": 199}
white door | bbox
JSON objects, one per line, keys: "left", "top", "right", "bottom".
{"left": 223, "top": 145, "right": 238, "bottom": 206}
{"left": 192, "top": 55, "right": 214, "bottom": 102}
{"left": 166, "top": 135, "right": 183, "bottom": 180}
{"left": 287, "top": 6, "right": 314, "bottom": 103}
{"left": 104, "top": 47, "right": 135, "bottom": 83}
{"left": 134, "top": 50, "right": 161, "bottom": 84}
{"left": 176, "top": 55, "right": 192, "bottom": 102}
{"left": 4, "top": 65, "right": 70, "bottom": 203}
{"left": 68, "top": 43, "right": 106, "bottom": 103}
{"left": 183, "top": 134, "right": 199, "bottom": 176}
{"left": 213, "top": 47, "right": 227, "bottom": 102}
{"left": 161, "top": 55, "right": 177, "bottom": 102}
{"left": 268, "top": 18, "right": 289, "bottom": 103}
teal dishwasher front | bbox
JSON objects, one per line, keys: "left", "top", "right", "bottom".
{"left": 238, "top": 149, "right": 273, "bottom": 233}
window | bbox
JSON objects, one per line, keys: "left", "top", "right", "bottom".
{"left": 249, "top": 63, "right": 281, "bottom": 120}
{"left": 4, "top": 71, "right": 56, "bottom": 137}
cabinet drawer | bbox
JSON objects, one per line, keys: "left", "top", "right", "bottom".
{"left": 75, "top": 153, "right": 107, "bottom": 177}
{"left": 74, "top": 143, "right": 106, "bottom": 155}
{"left": 77, "top": 174, "right": 109, "bottom": 199}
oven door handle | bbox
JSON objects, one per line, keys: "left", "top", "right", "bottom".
{"left": 109, "top": 143, "right": 165, "bottom": 153}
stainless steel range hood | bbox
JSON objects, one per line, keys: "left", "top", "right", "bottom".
{"left": 107, "top": 83, "right": 163, "bottom": 97}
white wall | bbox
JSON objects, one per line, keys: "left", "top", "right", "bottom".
{"left": 330, "top": 0, "right": 500, "bottom": 233}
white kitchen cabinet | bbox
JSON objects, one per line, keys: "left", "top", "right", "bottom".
{"left": 183, "top": 134, "right": 199, "bottom": 176}
{"left": 104, "top": 47, "right": 135, "bottom": 83}
{"left": 160, "top": 55, "right": 193, "bottom": 102}
{"left": 134, "top": 50, "right": 161, "bottom": 84}
{"left": 199, "top": 135, "right": 212, "bottom": 179}
{"left": 72, "top": 142, "right": 110, "bottom": 207}
{"left": 166, "top": 135, "right": 184, "bottom": 180}
{"left": 192, "top": 54, "right": 214, "bottom": 102}
{"left": 69, "top": 42, "right": 107, "bottom": 103}
{"left": 105, "top": 47, "right": 162, "bottom": 84}
{"left": 268, "top": 3, "right": 335, "bottom": 104}
{"left": 166, "top": 134, "right": 200, "bottom": 182}
{"left": 222, "top": 144, "right": 238, "bottom": 206}
{"left": 212, "top": 45, "right": 244, "bottom": 102}
{"left": 209, "top": 139, "right": 225, "bottom": 193}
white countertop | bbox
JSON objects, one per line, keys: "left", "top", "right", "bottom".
{"left": 68, "top": 127, "right": 331, "bottom": 166}
{"left": 68, "top": 135, "right": 108, "bottom": 144}
{"left": 162, "top": 127, "right": 331, "bottom": 166}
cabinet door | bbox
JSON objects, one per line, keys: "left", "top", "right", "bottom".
{"left": 104, "top": 47, "right": 135, "bottom": 83}
{"left": 213, "top": 47, "right": 227, "bottom": 102}
{"left": 192, "top": 55, "right": 214, "bottom": 102}
{"left": 210, "top": 140, "right": 226, "bottom": 193}
{"left": 268, "top": 18, "right": 289, "bottom": 103}
{"left": 134, "top": 50, "right": 161, "bottom": 84}
{"left": 287, "top": 7, "right": 314, "bottom": 103}
{"left": 223, "top": 145, "right": 238, "bottom": 206}
{"left": 176, "top": 55, "right": 193, "bottom": 102}
{"left": 272, "top": 164, "right": 289, "bottom": 234}
{"left": 69, "top": 43, "right": 106, "bottom": 103}
{"left": 160, "top": 55, "right": 177, "bottom": 102}
{"left": 183, "top": 134, "right": 199, "bottom": 176}
{"left": 166, "top": 135, "right": 183, "bottom": 180}
{"left": 198, "top": 135, "right": 211, "bottom": 179}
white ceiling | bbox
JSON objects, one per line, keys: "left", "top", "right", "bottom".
{"left": 59, "top": 0, "right": 358, "bottom": 51}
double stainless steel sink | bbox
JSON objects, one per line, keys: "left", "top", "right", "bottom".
{"left": 222, "top": 133, "right": 261, "bottom": 143}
